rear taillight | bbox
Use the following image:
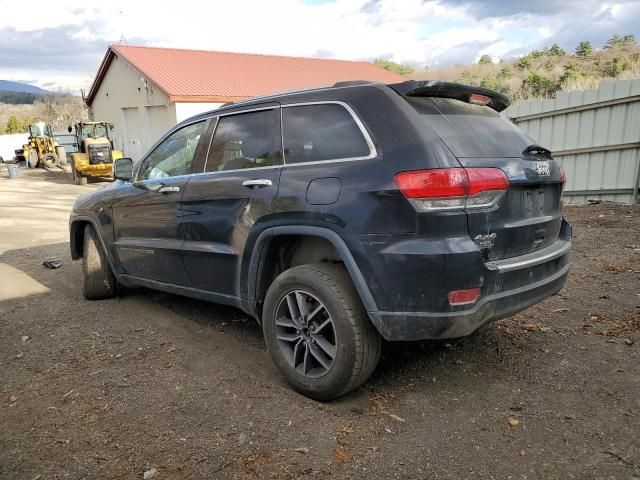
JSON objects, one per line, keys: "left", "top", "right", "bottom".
{"left": 394, "top": 168, "right": 509, "bottom": 212}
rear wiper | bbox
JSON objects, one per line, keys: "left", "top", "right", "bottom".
{"left": 523, "top": 144, "right": 552, "bottom": 158}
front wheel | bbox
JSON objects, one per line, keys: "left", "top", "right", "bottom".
{"left": 72, "top": 159, "right": 87, "bottom": 185}
{"left": 83, "top": 224, "right": 117, "bottom": 300}
{"left": 263, "top": 263, "right": 381, "bottom": 401}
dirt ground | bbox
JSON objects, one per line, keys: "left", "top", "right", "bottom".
{"left": 1, "top": 169, "right": 639, "bottom": 480}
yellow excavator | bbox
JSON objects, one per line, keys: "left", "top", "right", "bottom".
{"left": 15, "top": 122, "right": 68, "bottom": 170}
{"left": 68, "top": 121, "right": 123, "bottom": 185}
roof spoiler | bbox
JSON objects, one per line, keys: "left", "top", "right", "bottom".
{"left": 388, "top": 80, "right": 510, "bottom": 112}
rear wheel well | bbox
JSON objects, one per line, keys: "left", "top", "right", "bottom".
{"left": 255, "top": 235, "right": 342, "bottom": 313}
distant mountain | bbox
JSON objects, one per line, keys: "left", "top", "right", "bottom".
{"left": 0, "top": 80, "right": 51, "bottom": 95}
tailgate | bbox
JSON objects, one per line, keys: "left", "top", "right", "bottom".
{"left": 401, "top": 92, "right": 565, "bottom": 262}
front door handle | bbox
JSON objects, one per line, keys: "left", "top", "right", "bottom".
{"left": 158, "top": 185, "right": 180, "bottom": 194}
{"left": 242, "top": 179, "right": 272, "bottom": 188}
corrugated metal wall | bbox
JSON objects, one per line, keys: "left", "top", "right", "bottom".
{"left": 504, "top": 79, "right": 640, "bottom": 204}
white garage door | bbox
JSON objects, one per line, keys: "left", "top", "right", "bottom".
{"left": 123, "top": 107, "right": 143, "bottom": 161}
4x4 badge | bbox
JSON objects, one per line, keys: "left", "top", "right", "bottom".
{"left": 535, "top": 162, "right": 550, "bottom": 176}
{"left": 474, "top": 233, "right": 497, "bottom": 250}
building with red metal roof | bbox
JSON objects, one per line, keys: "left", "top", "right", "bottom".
{"left": 87, "top": 44, "right": 405, "bottom": 158}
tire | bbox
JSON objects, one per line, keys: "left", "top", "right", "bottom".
{"left": 82, "top": 224, "right": 116, "bottom": 300}
{"left": 42, "top": 152, "right": 60, "bottom": 171}
{"left": 263, "top": 263, "right": 381, "bottom": 401}
{"left": 27, "top": 148, "right": 38, "bottom": 168}
{"left": 55, "top": 146, "right": 68, "bottom": 166}
{"left": 72, "top": 159, "right": 87, "bottom": 185}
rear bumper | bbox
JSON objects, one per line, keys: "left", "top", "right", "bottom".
{"left": 368, "top": 262, "right": 568, "bottom": 340}
{"left": 353, "top": 219, "right": 572, "bottom": 341}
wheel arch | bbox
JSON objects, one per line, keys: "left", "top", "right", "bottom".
{"left": 69, "top": 216, "right": 117, "bottom": 275}
{"left": 247, "top": 226, "right": 378, "bottom": 320}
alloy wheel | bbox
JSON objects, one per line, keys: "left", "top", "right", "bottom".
{"left": 274, "top": 290, "right": 337, "bottom": 378}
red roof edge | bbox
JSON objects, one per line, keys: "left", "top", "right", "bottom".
{"left": 86, "top": 44, "right": 174, "bottom": 106}
{"left": 86, "top": 46, "right": 115, "bottom": 106}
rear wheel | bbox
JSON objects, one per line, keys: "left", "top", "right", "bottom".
{"left": 82, "top": 224, "right": 116, "bottom": 300}
{"left": 263, "top": 263, "right": 381, "bottom": 401}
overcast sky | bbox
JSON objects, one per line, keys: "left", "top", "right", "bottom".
{"left": 0, "top": 0, "right": 638, "bottom": 92}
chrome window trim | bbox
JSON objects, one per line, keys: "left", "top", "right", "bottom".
{"left": 281, "top": 101, "right": 378, "bottom": 164}
{"left": 162, "top": 100, "right": 378, "bottom": 180}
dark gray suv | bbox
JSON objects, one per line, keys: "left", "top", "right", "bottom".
{"left": 70, "top": 80, "right": 570, "bottom": 400}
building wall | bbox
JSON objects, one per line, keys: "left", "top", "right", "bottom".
{"left": 175, "top": 102, "right": 223, "bottom": 123}
{"left": 91, "top": 55, "right": 177, "bottom": 160}
{"left": 0, "top": 133, "right": 29, "bottom": 161}
{"left": 504, "top": 79, "right": 640, "bottom": 205}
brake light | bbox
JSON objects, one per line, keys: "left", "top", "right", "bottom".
{"left": 469, "top": 93, "right": 491, "bottom": 105}
{"left": 448, "top": 288, "right": 481, "bottom": 306}
{"left": 395, "top": 168, "right": 509, "bottom": 211}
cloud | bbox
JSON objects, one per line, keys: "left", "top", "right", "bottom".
{"left": 0, "top": 0, "right": 638, "bottom": 92}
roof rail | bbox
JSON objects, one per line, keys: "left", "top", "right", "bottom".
{"left": 332, "top": 80, "right": 380, "bottom": 88}
{"left": 218, "top": 81, "right": 384, "bottom": 110}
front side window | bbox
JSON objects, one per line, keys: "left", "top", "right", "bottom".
{"left": 282, "top": 104, "right": 372, "bottom": 164}
{"left": 205, "top": 109, "right": 282, "bottom": 172}
{"left": 138, "top": 121, "right": 206, "bottom": 181}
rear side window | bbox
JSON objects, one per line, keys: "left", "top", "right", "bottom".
{"left": 205, "top": 109, "right": 282, "bottom": 172}
{"left": 282, "top": 104, "right": 372, "bottom": 164}
{"left": 405, "top": 97, "right": 533, "bottom": 158}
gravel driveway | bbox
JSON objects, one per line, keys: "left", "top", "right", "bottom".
{"left": 1, "top": 169, "right": 639, "bottom": 479}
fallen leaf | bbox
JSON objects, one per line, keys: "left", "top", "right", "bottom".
{"left": 507, "top": 416, "right": 520, "bottom": 427}
{"left": 625, "top": 339, "right": 634, "bottom": 346}
{"left": 294, "top": 447, "right": 309, "bottom": 454}
{"left": 387, "top": 413, "right": 406, "bottom": 423}
{"left": 20, "top": 335, "right": 30, "bottom": 344}
{"left": 521, "top": 323, "right": 541, "bottom": 332}
{"left": 332, "top": 448, "right": 352, "bottom": 463}
{"left": 539, "top": 326, "right": 551, "bottom": 333}
{"left": 8, "top": 395, "right": 17, "bottom": 404}
{"left": 520, "top": 449, "right": 526, "bottom": 456}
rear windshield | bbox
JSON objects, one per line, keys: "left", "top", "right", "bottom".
{"left": 405, "top": 97, "right": 533, "bottom": 158}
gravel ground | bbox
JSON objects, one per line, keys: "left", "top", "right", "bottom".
{"left": 1, "top": 169, "right": 639, "bottom": 479}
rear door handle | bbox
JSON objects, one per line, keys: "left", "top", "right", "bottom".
{"left": 242, "top": 179, "right": 272, "bottom": 188}
{"left": 158, "top": 185, "right": 180, "bottom": 194}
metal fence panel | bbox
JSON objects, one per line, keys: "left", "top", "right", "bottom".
{"left": 504, "top": 79, "right": 640, "bottom": 204}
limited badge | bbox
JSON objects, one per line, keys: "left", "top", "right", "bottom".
{"left": 535, "top": 162, "right": 550, "bottom": 176}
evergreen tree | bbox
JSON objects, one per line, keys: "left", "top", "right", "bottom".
{"left": 5, "top": 115, "right": 24, "bottom": 134}
{"left": 575, "top": 41, "right": 593, "bottom": 58}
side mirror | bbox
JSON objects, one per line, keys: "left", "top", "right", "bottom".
{"left": 113, "top": 158, "right": 133, "bottom": 181}
{"left": 67, "top": 125, "right": 73, "bottom": 133}
{"left": 109, "top": 123, "right": 115, "bottom": 131}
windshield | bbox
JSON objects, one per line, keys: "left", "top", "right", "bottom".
{"left": 29, "top": 122, "right": 47, "bottom": 137}
{"left": 405, "top": 97, "right": 534, "bottom": 158}
{"left": 80, "top": 124, "right": 109, "bottom": 138}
